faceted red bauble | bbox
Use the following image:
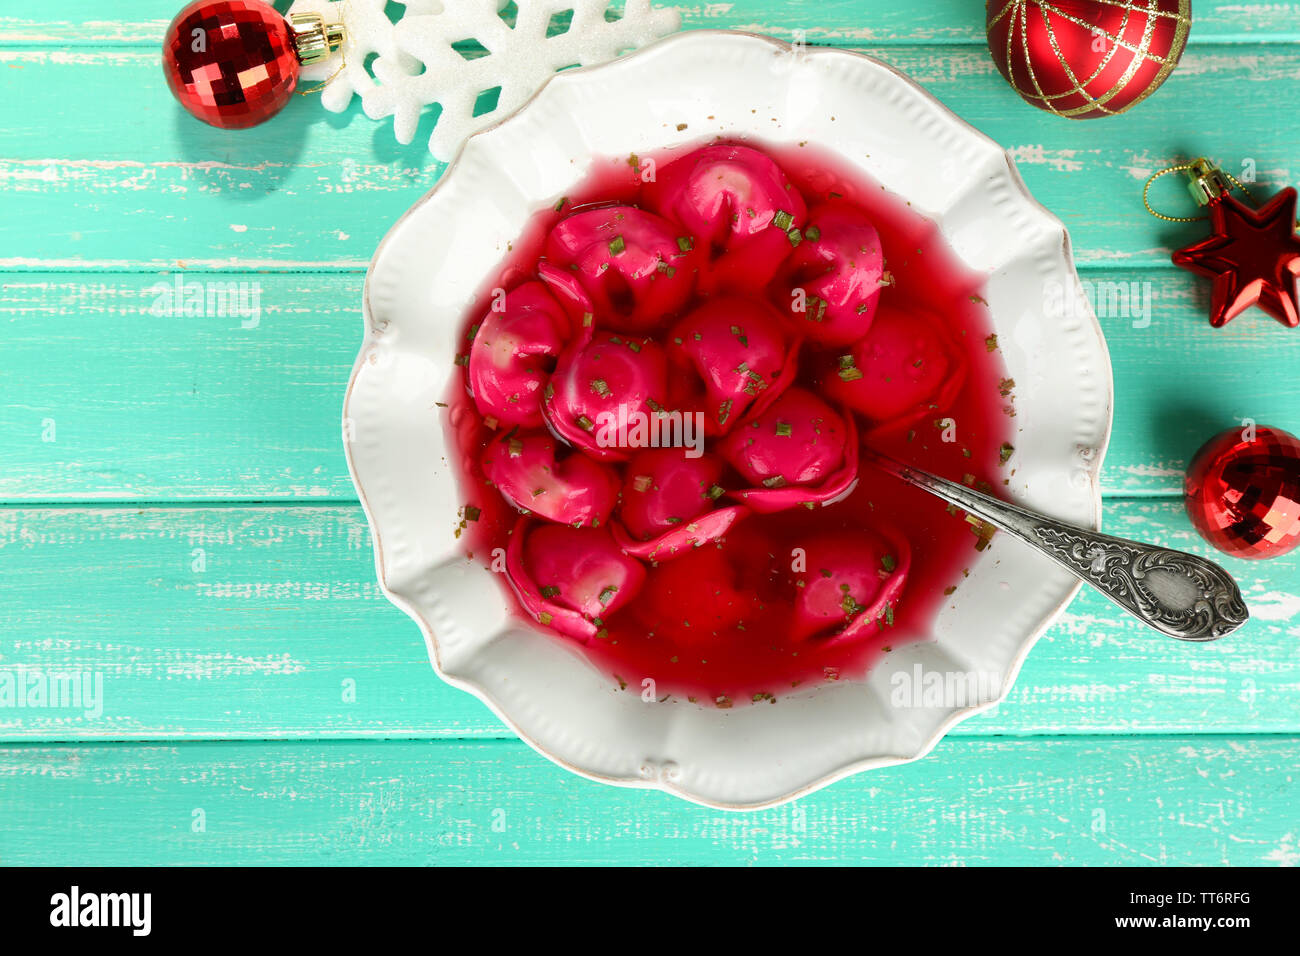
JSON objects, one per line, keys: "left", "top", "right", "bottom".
{"left": 1185, "top": 426, "right": 1300, "bottom": 560}
{"left": 985, "top": 0, "right": 1192, "bottom": 118}
{"left": 162, "top": 0, "right": 300, "bottom": 130}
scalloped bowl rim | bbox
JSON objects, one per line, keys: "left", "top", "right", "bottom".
{"left": 343, "top": 30, "right": 1114, "bottom": 810}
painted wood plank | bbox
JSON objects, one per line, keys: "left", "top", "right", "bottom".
{"left": 4, "top": 270, "right": 1296, "bottom": 501}
{"left": 0, "top": 499, "right": 1294, "bottom": 741}
{"left": 0, "top": 736, "right": 1295, "bottom": 864}
{"left": 3, "top": 44, "right": 1299, "bottom": 270}
{"left": 3, "top": 1, "right": 1294, "bottom": 47}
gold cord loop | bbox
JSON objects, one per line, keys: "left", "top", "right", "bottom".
{"left": 1143, "top": 159, "right": 1256, "bottom": 222}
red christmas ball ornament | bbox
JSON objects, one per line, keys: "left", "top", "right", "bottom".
{"left": 1185, "top": 426, "right": 1300, "bottom": 560}
{"left": 985, "top": 0, "right": 1192, "bottom": 119}
{"left": 162, "top": 1, "right": 343, "bottom": 130}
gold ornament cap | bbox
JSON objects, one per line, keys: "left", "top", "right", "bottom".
{"left": 1184, "top": 158, "right": 1233, "bottom": 208}
{"left": 290, "top": 12, "right": 345, "bottom": 67}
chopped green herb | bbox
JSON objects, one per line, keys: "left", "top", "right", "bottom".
{"left": 590, "top": 378, "right": 610, "bottom": 397}
{"left": 540, "top": 585, "right": 560, "bottom": 599}
{"left": 676, "top": 236, "right": 694, "bottom": 253}
{"left": 775, "top": 422, "right": 793, "bottom": 437}
{"left": 608, "top": 235, "right": 625, "bottom": 255}
{"left": 805, "top": 225, "right": 821, "bottom": 241}
{"left": 773, "top": 210, "right": 794, "bottom": 231}
{"left": 999, "top": 442, "right": 1015, "bottom": 465}
{"left": 762, "top": 475, "right": 787, "bottom": 489}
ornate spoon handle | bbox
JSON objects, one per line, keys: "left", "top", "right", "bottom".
{"left": 861, "top": 448, "right": 1249, "bottom": 642}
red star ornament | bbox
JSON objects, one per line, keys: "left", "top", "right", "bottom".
{"left": 1172, "top": 186, "right": 1300, "bottom": 329}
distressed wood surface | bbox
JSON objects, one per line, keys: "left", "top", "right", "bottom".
{"left": 1, "top": 499, "right": 1296, "bottom": 741}
{"left": 1, "top": 2, "right": 1298, "bottom": 863}
{"left": 1, "top": 736, "right": 1296, "bottom": 865}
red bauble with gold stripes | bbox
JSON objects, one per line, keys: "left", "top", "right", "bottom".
{"left": 986, "top": 0, "right": 1192, "bottom": 119}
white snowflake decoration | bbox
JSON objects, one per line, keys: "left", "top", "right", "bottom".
{"left": 288, "top": 0, "right": 681, "bottom": 161}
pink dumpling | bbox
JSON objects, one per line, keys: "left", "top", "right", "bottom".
{"left": 506, "top": 520, "right": 646, "bottom": 641}
{"left": 788, "top": 529, "right": 910, "bottom": 643}
{"left": 720, "top": 387, "right": 860, "bottom": 513}
{"left": 543, "top": 330, "right": 668, "bottom": 461}
{"left": 611, "top": 449, "right": 746, "bottom": 560}
{"left": 542, "top": 205, "right": 696, "bottom": 332}
{"left": 618, "top": 449, "right": 724, "bottom": 540}
{"left": 467, "top": 280, "right": 568, "bottom": 427}
{"left": 818, "top": 302, "right": 966, "bottom": 431}
{"left": 667, "top": 297, "right": 796, "bottom": 435}
{"left": 775, "top": 201, "right": 885, "bottom": 346}
{"left": 645, "top": 143, "right": 806, "bottom": 289}
{"left": 645, "top": 144, "right": 805, "bottom": 249}
{"left": 721, "top": 387, "right": 847, "bottom": 485}
{"left": 481, "top": 429, "right": 619, "bottom": 528}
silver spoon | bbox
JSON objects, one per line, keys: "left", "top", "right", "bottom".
{"left": 860, "top": 447, "right": 1249, "bottom": 642}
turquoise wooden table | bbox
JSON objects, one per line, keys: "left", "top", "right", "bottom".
{"left": 2, "top": 1, "right": 1299, "bottom": 866}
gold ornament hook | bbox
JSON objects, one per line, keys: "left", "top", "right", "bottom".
{"left": 1143, "top": 158, "right": 1255, "bottom": 223}
{"left": 291, "top": 8, "right": 349, "bottom": 96}
{"left": 290, "top": 12, "right": 345, "bottom": 66}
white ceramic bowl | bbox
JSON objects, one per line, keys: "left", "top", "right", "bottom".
{"left": 344, "top": 30, "right": 1113, "bottom": 809}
